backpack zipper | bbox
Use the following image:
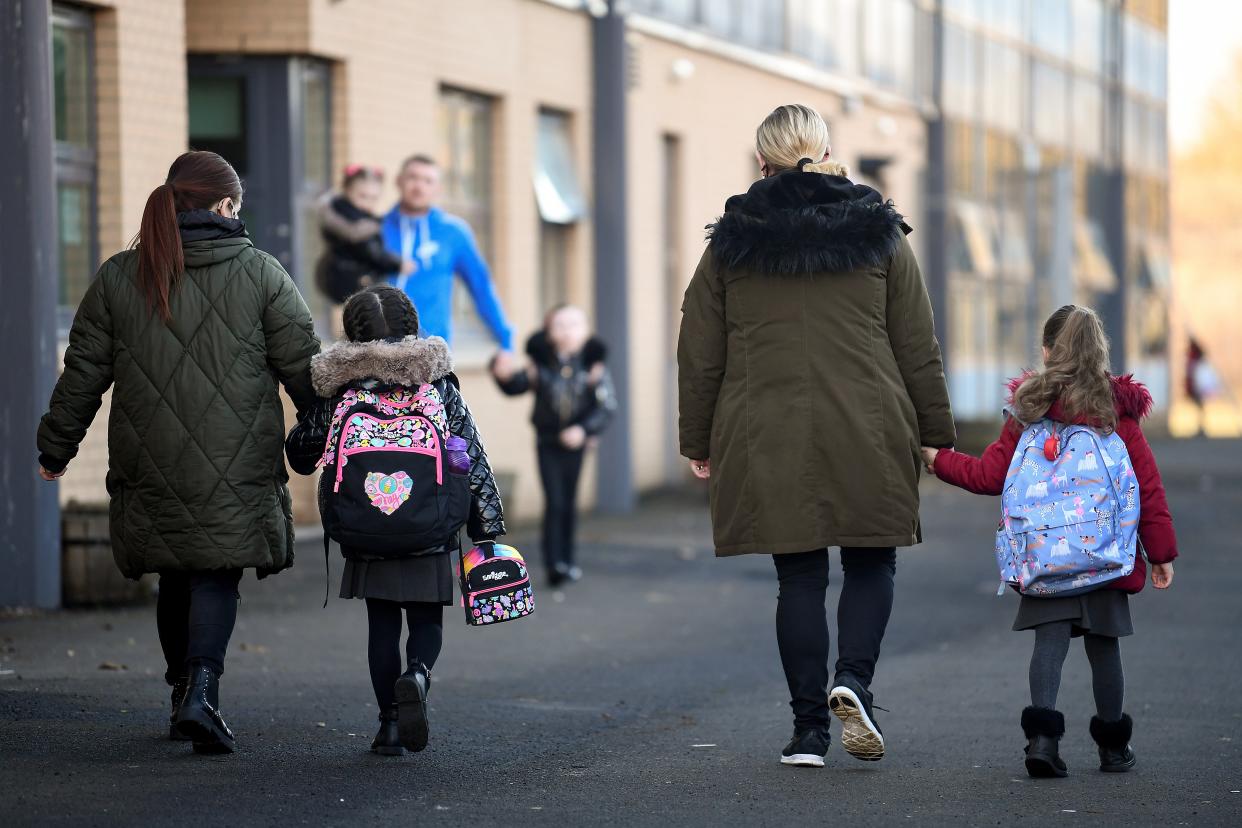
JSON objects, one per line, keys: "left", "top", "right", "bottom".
{"left": 333, "top": 414, "right": 444, "bottom": 491}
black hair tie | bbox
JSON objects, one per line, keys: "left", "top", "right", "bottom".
{"left": 796, "top": 157, "right": 814, "bottom": 170}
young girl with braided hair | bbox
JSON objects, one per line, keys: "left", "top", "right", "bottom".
{"left": 286, "top": 285, "right": 505, "bottom": 755}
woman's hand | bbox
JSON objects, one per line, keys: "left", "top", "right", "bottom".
{"left": 689, "top": 458, "right": 710, "bottom": 480}
{"left": 1151, "top": 562, "right": 1174, "bottom": 589}
{"left": 39, "top": 466, "right": 65, "bottom": 481}
{"left": 920, "top": 447, "right": 939, "bottom": 474}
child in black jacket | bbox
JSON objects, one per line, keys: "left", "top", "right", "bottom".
{"left": 314, "top": 165, "right": 414, "bottom": 311}
{"left": 286, "top": 285, "right": 504, "bottom": 756}
{"left": 492, "top": 304, "right": 616, "bottom": 586}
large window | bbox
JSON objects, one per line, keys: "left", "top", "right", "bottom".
{"left": 942, "top": 23, "right": 978, "bottom": 120}
{"left": 439, "top": 87, "right": 497, "bottom": 351}
{"left": 1072, "top": 77, "right": 1104, "bottom": 160}
{"left": 1071, "top": 0, "right": 1105, "bottom": 75}
{"left": 1032, "top": 62, "right": 1070, "bottom": 147}
{"left": 51, "top": 4, "right": 97, "bottom": 329}
{"left": 981, "top": 41, "right": 1022, "bottom": 133}
{"left": 862, "top": 0, "right": 915, "bottom": 95}
{"left": 534, "top": 109, "right": 585, "bottom": 312}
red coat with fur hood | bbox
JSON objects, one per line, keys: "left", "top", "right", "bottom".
{"left": 932, "top": 375, "right": 1177, "bottom": 593}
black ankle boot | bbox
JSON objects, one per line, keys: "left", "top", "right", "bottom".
{"left": 1022, "top": 706, "right": 1068, "bottom": 778}
{"left": 371, "top": 705, "right": 404, "bottom": 756}
{"left": 173, "top": 664, "right": 236, "bottom": 754}
{"left": 394, "top": 661, "right": 431, "bottom": 752}
{"left": 169, "top": 675, "right": 191, "bottom": 741}
{"left": 1090, "top": 714, "right": 1136, "bottom": 772}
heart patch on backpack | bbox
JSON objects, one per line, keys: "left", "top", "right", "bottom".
{"left": 364, "top": 472, "right": 413, "bottom": 515}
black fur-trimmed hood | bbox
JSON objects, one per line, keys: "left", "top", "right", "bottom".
{"left": 525, "top": 330, "right": 607, "bottom": 367}
{"left": 706, "top": 169, "right": 911, "bottom": 276}
{"left": 310, "top": 335, "right": 453, "bottom": 397}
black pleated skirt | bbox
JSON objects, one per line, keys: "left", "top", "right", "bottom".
{"left": 338, "top": 551, "right": 454, "bottom": 605}
{"left": 1012, "top": 589, "right": 1133, "bottom": 637}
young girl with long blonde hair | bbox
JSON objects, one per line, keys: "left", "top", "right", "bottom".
{"left": 924, "top": 305, "right": 1177, "bottom": 778}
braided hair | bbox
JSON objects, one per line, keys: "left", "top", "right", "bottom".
{"left": 341, "top": 285, "right": 420, "bottom": 342}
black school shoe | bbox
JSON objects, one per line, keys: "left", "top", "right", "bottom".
{"left": 1090, "top": 714, "right": 1137, "bottom": 773}
{"left": 1022, "top": 706, "right": 1068, "bottom": 778}
{"left": 371, "top": 705, "right": 404, "bottom": 756}
{"left": 173, "top": 664, "right": 236, "bottom": 755}
{"left": 168, "top": 675, "right": 191, "bottom": 741}
{"left": 780, "top": 726, "right": 831, "bottom": 767}
{"left": 394, "top": 661, "right": 431, "bottom": 752}
{"left": 829, "top": 674, "right": 886, "bottom": 761}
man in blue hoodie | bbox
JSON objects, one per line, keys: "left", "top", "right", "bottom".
{"left": 381, "top": 154, "right": 514, "bottom": 353}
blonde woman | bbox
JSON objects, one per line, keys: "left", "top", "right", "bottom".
{"left": 678, "top": 104, "right": 955, "bottom": 767}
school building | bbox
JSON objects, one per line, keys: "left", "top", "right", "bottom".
{"left": 1, "top": 0, "right": 1169, "bottom": 607}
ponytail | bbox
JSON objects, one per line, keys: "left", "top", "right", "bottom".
{"left": 132, "top": 151, "right": 243, "bottom": 322}
{"left": 1011, "top": 305, "right": 1117, "bottom": 431}
{"left": 136, "top": 183, "right": 184, "bottom": 321}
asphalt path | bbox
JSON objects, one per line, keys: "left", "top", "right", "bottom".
{"left": 2, "top": 438, "right": 1239, "bottom": 826}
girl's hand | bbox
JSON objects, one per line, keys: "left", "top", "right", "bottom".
{"left": 920, "top": 447, "right": 939, "bottom": 474}
{"left": 1151, "top": 562, "right": 1174, "bottom": 589}
{"left": 560, "top": 425, "right": 587, "bottom": 450}
{"left": 39, "top": 466, "right": 65, "bottom": 481}
{"left": 689, "top": 458, "right": 710, "bottom": 480}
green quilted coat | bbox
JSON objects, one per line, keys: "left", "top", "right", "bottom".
{"left": 38, "top": 232, "right": 320, "bottom": 578}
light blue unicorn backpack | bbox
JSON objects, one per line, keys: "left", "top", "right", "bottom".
{"left": 995, "top": 418, "right": 1140, "bottom": 596}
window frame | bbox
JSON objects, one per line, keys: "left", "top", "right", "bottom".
{"left": 51, "top": 2, "right": 98, "bottom": 337}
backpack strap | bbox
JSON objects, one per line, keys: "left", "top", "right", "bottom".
{"left": 323, "top": 533, "right": 331, "bottom": 609}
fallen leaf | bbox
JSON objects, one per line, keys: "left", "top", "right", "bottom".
{"left": 316, "top": 722, "right": 326, "bottom": 728}
{"left": 239, "top": 643, "right": 270, "bottom": 654}
{"left": 98, "top": 661, "right": 127, "bottom": 671}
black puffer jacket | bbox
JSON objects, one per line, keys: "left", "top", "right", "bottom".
{"left": 314, "top": 195, "right": 403, "bottom": 304}
{"left": 495, "top": 331, "right": 616, "bottom": 444}
{"left": 285, "top": 336, "right": 504, "bottom": 559}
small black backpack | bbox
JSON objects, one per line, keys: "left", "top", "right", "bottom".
{"left": 318, "top": 383, "right": 470, "bottom": 555}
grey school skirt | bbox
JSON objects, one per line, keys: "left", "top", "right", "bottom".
{"left": 339, "top": 551, "right": 455, "bottom": 606}
{"left": 1013, "top": 589, "right": 1133, "bottom": 637}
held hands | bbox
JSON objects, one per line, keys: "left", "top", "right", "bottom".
{"left": 400, "top": 258, "right": 417, "bottom": 277}
{"left": 920, "top": 447, "right": 939, "bottom": 475}
{"left": 689, "top": 458, "right": 711, "bottom": 480}
{"left": 1151, "top": 562, "right": 1174, "bottom": 589}
{"left": 491, "top": 351, "right": 518, "bottom": 383}
{"left": 39, "top": 466, "right": 65, "bottom": 481}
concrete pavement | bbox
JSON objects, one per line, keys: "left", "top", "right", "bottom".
{"left": 1, "top": 438, "right": 1240, "bottom": 826}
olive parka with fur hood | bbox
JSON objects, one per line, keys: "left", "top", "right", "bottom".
{"left": 678, "top": 165, "right": 956, "bottom": 556}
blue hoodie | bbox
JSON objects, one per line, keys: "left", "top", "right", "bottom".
{"left": 380, "top": 206, "right": 514, "bottom": 350}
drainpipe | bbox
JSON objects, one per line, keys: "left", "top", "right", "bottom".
{"left": 924, "top": 0, "right": 950, "bottom": 368}
{"left": 0, "top": 0, "right": 62, "bottom": 607}
{"left": 590, "top": 0, "right": 635, "bottom": 514}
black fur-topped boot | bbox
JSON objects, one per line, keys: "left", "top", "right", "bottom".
{"left": 1022, "top": 706, "right": 1068, "bottom": 778}
{"left": 1090, "top": 714, "right": 1136, "bottom": 772}
{"left": 394, "top": 661, "right": 431, "bottom": 753}
{"left": 173, "top": 664, "right": 236, "bottom": 754}
{"left": 168, "top": 675, "right": 191, "bottom": 741}
{"left": 371, "top": 705, "right": 404, "bottom": 756}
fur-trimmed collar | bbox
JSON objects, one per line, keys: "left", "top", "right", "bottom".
{"left": 311, "top": 336, "right": 453, "bottom": 397}
{"left": 525, "top": 330, "right": 607, "bottom": 367}
{"left": 1005, "top": 373, "right": 1155, "bottom": 421}
{"left": 705, "top": 169, "right": 911, "bottom": 276}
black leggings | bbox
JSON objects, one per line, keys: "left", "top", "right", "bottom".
{"left": 537, "top": 443, "right": 585, "bottom": 572}
{"left": 365, "top": 598, "right": 444, "bottom": 709}
{"left": 1029, "top": 621, "right": 1125, "bottom": 720}
{"left": 773, "top": 548, "right": 897, "bottom": 731}
{"left": 156, "top": 569, "right": 243, "bottom": 684}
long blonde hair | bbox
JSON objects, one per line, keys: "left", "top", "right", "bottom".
{"left": 755, "top": 104, "right": 849, "bottom": 177}
{"left": 1011, "top": 305, "right": 1117, "bottom": 431}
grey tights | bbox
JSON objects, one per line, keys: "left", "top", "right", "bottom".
{"left": 1029, "top": 621, "right": 1125, "bottom": 721}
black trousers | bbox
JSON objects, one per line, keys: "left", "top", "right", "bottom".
{"left": 156, "top": 569, "right": 244, "bottom": 684}
{"left": 364, "top": 598, "right": 444, "bottom": 709}
{"left": 537, "top": 442, "right": 585, "bottom": 572}
{"left": 772, "top": 548, "right": 897, "bottom": 731}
